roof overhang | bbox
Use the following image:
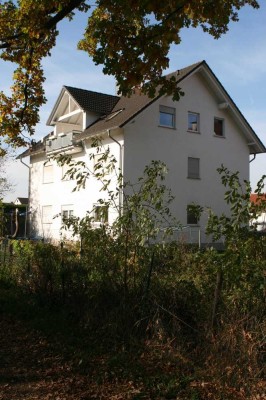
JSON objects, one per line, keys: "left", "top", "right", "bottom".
{"left": 196, "top": 62, "right": 266, "bottom": 155}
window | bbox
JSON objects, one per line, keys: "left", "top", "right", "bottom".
{"left": 188, "top": 157, "right": 200, "bottom": 179}
{"left": 94, "top": 205, "right": 108, "bottom": 224}
{"left": 214, "top": 118, "right": 224, "bottom": 136}
{"left": 159, "top": 105, "right": 175, "bottom": 128}
{"left": 188, "top": 112, "right": 200, "bottom": 132}
{"left": 42, "top": 205, "right": 52, "bottom": 224}
{"left": 187, "top": 205, "right": 199, "bottom": 225}
{"left": 62, "top": 163, "right": 71, "bottom": 181}
{"left": 43, "top": 162, "right": 53, "bottom": 183}
{"left": 61, "top": 205, "right": 74, "bottom": 222}
{"left": 93, "top": 153, "right": 112, "bottom": 175}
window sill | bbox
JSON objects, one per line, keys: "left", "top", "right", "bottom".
{"left": 158, "top": 125, "right": 176, "bottom": 130}
{"left": 187, "top": 177, "right": 201, "bottom": 180}
{"left": 213, "top": 134, "right": 225, "bottom": 138}
{"left": 187, "top": 224, "right": 200, "bottom": 227}
{"left": 187, "top": 129, "right": 200, "bottom": 134}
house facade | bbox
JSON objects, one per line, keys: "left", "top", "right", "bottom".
{"left": 20, "top": 61, "right": 266, "bottom": 244}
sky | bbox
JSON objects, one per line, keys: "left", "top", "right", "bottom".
{"left": 2, "top": 1, "right": 266, "bottom": 202}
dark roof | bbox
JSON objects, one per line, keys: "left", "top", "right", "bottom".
{"left": 76, "top": 61, "right": 202, "bottom": 140}
{"left": 16, "top": 134, "right": 48, "bottom": 159}
{"left": 19, "top": 60, "right": 266, "bottom": 157}
{"left": 64, "top": 86, "right": 120, "bottom": 115}
{"left": 15, "top": 197, "right": 28, "bottom": 205}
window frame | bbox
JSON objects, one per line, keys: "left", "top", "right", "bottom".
{"left": 214, "top": 117, "right": 225, "bottom": 137}
{"left": 61, "top": 163, "right": 72, "bottom": 181}
{"left": 187, "top": 157, "right": 200, "bottom": 179}
{"left": 42, "top": 205, "right": 53, "bottom": 224}
{"left": 61, "top": 205, "right": 74, "bottom": 223}
{"left": 159, "top": 105, "right": 176, "bottom": 129}
{"left": 187, "top": 207, "right": 199, "bottom": 225}
{"left": 93, "top": 204, "right": 109, "bottom": 224}
{"left": 93, "top": 152, "right": 112, "bottom": 176}
{"left": 43, "top": 161, "right": 54, "bottom": 184}
{"left": 188, "top": 112, "right": 200, "bottom": 133}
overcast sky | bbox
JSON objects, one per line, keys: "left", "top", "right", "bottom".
{"left": 2, "top": 1, "right": 266, "bottom": 202}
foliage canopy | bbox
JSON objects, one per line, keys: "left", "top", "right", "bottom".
{"left": 0, "top": 0, "right": 260, "bottom": 149}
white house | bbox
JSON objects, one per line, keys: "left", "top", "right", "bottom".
{"left": 19, "top": 61, "right": 266, "bottom": 244}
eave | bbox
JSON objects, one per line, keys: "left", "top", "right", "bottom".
{"left": 198, "top": 62, "right": 266, "bottom": 155}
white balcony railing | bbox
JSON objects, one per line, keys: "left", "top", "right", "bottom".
{"left": 46, "top": 130, "right": 83, "bottom": 154}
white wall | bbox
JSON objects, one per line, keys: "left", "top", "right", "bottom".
{"left": 29, "top": 132, "right": 123, "bottom": 241}
{"left": 123, "top": 72, "right": 250, "bottom": 244}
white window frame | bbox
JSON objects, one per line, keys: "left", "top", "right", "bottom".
{"left": 159, "top": 105, "right": 176, "bottom": 128}
{"left": 188, "top": 157, "right": 200, "bottom": 179}
{"left": 188, "top": 112, "right": 200, "bottom": 133}
{"left": 214, "top": 117, "right": 225, "bottom": 137}
{"left": 43, "top": 162, "right": 53, "bottom": 184}
{"left": 93, "top": 152, "right": 113, "bottom": 175}
{"left": 187, "top": 207, "right": 199, "bottom": 225}
{"left": 93, "top": 204, "right": 109, "bottom": 224}
{"left": 61, "top": 163, "right": 72, "bottom": 181}
{"left": 61, "top": 205, "right": 74, "bottom": 223}
{"left": 42, "top": 205, "right": 53, "bottom": 224}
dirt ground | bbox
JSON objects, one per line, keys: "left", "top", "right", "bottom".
{"left": 1, "top": 313, "right": 265, "bottom": 400}
{"left": 0, "top": 315, "right": 143, "bottom": 400}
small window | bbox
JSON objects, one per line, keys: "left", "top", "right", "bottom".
{"left": 62, "top": 163, "right": 71, "bottom": 181}
{"left": 42, "top": 205, "right": 53, "bottom": 224}
{"left": 94, "top": 205, "right": 108, "bottom": 224}
{"left": 188, "top": 112, "right": 199, "bottom": 132}
{"left": 61, "top": 206, "right": 74, "bottom": 222}
{"left": 214, "top": 118, "right": 224, "bottom": 136}
{"left": 188, "top": 157, "right": 200, "bottom": 179}
{"left": 159, "top": 105, "right": 175, "bottom": 128}
{"left": 43, "top": 162, "right": 53, "bottom": 183}
{"left": 187, "top": 208, "right": 199, "bottom": 225}
{"left": 93, "top": 153, "right": 112, "bottom": 175}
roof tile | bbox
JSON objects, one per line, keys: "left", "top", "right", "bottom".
{"left": 64, "top": 86, "right": 120, "bottom": 115}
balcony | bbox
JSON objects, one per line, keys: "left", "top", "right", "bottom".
{"left": 45, "top": 130, "right": 83, "bottom": 155}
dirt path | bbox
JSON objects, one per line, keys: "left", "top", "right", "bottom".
{"left": 0, "top": 316, "right": 88, "bottom": 400}
{"left": 0, "top": 315, "right": 138, "bottom": 400}
{"left": 1, "top": 313, "right": 265, "bottom": 400}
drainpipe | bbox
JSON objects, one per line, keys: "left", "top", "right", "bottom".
{"left": 249, "top": 154, "right": 256, "bottom": 163}
{"left": 11, "top": 208, "right": 19, "bottom": 238}
{"left": 19, "top": 156, "right": 30, "bottom": 238}
{"left": 107, "top": 130, "right": 123, "bottom": 217}
{"left": 20, "top": 156, "right": 30, "bottom": 170}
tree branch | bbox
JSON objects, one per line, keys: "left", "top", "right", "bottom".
{"left": 44, "top": 0, "right": 87, "bottom": 30}
{"left": 0, "top": 0, "right": 87, "bottom": 49}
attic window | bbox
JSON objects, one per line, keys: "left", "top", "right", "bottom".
{"left": 159, "top": 105, "right": 175, "bottom": 128}
{"left": 214, "top": 118, "right": 224, "bottom": 137}
{"left": 188, "top": 112, "right": 199, "bottom": 132}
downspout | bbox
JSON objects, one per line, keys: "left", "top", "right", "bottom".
{"left": 11, "top": 208, "right": 19, "bottom": 238}
{"left": 249, "top": 154, "right": 256, "bottom": 163}
{"left": 107, "top": 130, "right": 123, "bottom": 217}
{"left": 19, "top": 156, "right": 30, "bottom": 238}
{"left": 20, "top": 156, "right": 30, "bottom": 170}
